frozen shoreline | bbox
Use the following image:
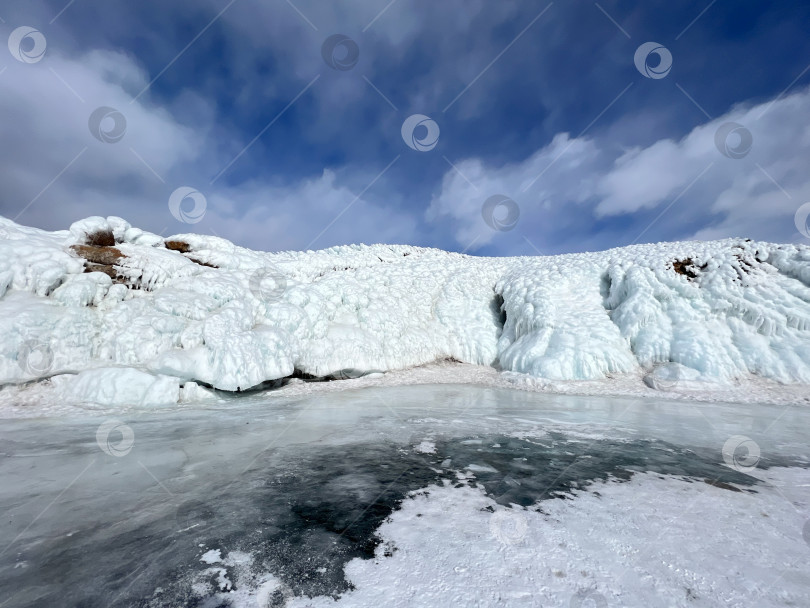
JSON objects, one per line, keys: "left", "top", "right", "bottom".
{"left": 2, "top": 361, "right": 809, "bottom": 419}
{"left": 2, "top": 215, "right": 810, "bottom": 415}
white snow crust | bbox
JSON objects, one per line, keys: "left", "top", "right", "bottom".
{"left": 283, "top": 467, "right": 810, "bottom": 608}
{"left": 2, "top": 215, "right": 810, "bottom": 406}
{"left": 181, "top": 467, "right": 810, "bottom": 608}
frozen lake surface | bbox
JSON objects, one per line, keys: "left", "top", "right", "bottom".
{"left": 1, "top": 385, "right": 809, "bottom": 607}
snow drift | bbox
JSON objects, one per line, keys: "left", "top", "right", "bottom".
{"left": 1, "top": 215, "right": 810, "bottom": 402}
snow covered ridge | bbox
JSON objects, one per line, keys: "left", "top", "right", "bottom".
{"left": 1, "top": 215, "right": 810, "bottom": 403}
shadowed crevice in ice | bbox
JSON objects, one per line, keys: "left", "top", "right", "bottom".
{"left": 2, "top": 434, "right": 805, "bottom": 608}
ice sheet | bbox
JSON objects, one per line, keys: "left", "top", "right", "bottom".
{"left": 1, "top": 385, "right": 808, "bottom": 607}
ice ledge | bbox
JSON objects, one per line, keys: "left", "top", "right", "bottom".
{"left": 1, "top": 215, "right": 810, "bottom": 396}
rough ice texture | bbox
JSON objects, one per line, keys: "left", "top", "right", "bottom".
{"left": 50, "top": 367, "right": 180, "bottom": 406}
{"left": 1, "top": 216, "right": 810, "bottom": 397}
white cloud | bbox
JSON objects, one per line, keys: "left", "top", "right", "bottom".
{"left": 0, "top": 48, "right": 415, "bottom": 251}
{"left": 5, "top": 30, "right": 810, "bottom": 257}
{"left": 0, "top": 49, "right": 201, "bottom": 233}
{"left": 428, "top": 133, "right": 605, "bottom": 250}
{"left": 428, "top": 86, "right": 810, "bottom": 251}
{"left": 201, "top": 169, "right": 418, "bottom": 251}
{"left": 1, "top": 50, "right": 199, "bottom": 176}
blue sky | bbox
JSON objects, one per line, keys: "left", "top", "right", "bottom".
{"left": 1, "top": 0, "right": 810, "bottom": 255}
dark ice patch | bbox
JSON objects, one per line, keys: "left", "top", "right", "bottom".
{"left": 439, "top": 433, "right": 775, "bottom": 507}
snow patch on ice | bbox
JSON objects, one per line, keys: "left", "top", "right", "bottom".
{"left": 280, "top": 468, "right": 810, "bottom": 608}
{"left": 414, "top": 440, "right": 436, "bottom": 454}
{"left": 200, "top": 549, "right": 222, "bottom": 564}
